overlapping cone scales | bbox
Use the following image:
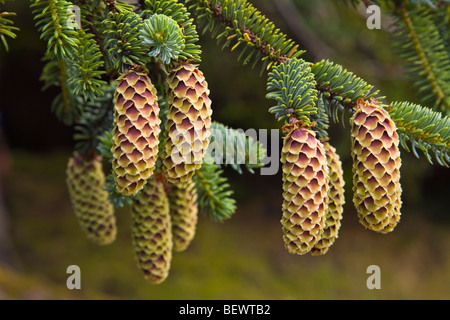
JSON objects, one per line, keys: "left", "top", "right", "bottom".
{"left": 66, "top": 153, "right": 117, "bottom": 245}
{"left": 162, "top": 63, "right": 212, "bottom": 184}
{"left": 131, "top": 177, "right": 172, "bottom": 284}
{"left": 112, "top": 71, "right": 161, "bottom": 196}
{"left": 281, "top": 126, "right": 329, "bottom": 255}
{"left": 351, "top": 99, "right": 402, "bottom": 233}
{"left": 169, "top": 178, "right": 198, "bottom": 252}
{"left": 311, "top": 142, "right": 345, "bottom": 256}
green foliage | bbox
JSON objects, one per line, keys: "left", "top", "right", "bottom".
{"left": 208, "top": 121, "right": 267, "bottom": 174}
{"left": 311, "top": 59, "right": 380, "bottom": 107}
{"left": 266, "top": 58, "right": 318, "bottom": 125}
{"left": 187, "top": 0, "right": 448, "bottom": 167}
{"left": 391, "top": 5, "right": 450, "bottom": 112}
{"left": 30, "top": 0, "right": 79, "bottom": 60}
{"left": 185, "top": 0, "right": 304, "bottom": 72}
{"left": 388, "top": 100, "right": 450, "bottom": 166}
{"left": 140, "top": 13, "right": 185, "bottom": 64}
{"left": 67, "top": 32, "right": 107, "bottom": 101}
{"left": 111, "top": 0, "right": 135, "bottom": 13}
{"left": 0, "top": 10, "right": 19, "bottom": 52}
{"left": 40, "top": 58, "right": 80, "bottom": 125}
{"left": 103, "top": 11, "right": 149, "bottom": 73}
{"left": 141, "top": 0, "right": 202, "bottom": 62}
{"left": 194, "top": 158, "right": 236, "bottom": 222}
{"left": 310, "top": 95, "right": 330, "bottom": 140}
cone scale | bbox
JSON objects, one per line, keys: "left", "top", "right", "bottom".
{"left": 162, "top": 63, "right": 212, "bottom": 184}
{"left": 351, "top": 98, "right": 402, "bottom": 233}
{"left": 112, "top": 71, "right": 161, "bottom": 196}
{"left": 281, "top": 122, "right": 329, "bottom": 255}
{"left": 66, "top": 152, "right": 117, "bottom": 245}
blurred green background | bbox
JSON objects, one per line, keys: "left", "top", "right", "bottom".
{"left": 0, "top": 0, "right": 449, "bottom": 300}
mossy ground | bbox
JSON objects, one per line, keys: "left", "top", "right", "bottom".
{"left": 1, "top": 151, "right": 449, "bottom": 300}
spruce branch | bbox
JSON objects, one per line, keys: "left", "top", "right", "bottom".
{"left": 103, "top": 11, "right": 150, "bottom": 73}
{"left": 310, "top": 94, "right": 330, "bottom": 141}
{"left": 140, "top": 13, "right": 185, "bottom": 64}
{"left": 187, "top": 0, "right": 449, "bottom": 166}
{"left": 266, "top": 58, "right": 318, "bottom": 125}
{"left": 141, "top": 0, "right": 202, "bottom": 62}
{"left": 194, "top": 158, "right": 237, "bottom": 222}
{"left": 0, "top": 10, "right": 19, "bottom": 52}
{"left": 40, "top": 57, "right": 81, "bottom": 125}
{"left": 58, "top": 59, "right": 72, "bottom": 122}
{"left": 67, "top": 32, "right": 107, "bottom": 101}
{"left": 393, "top": 5, "right": 450, "bottom": 112}
{"left": 30, "top": 0, "right": 80, "bottom": 60}
{"left": 311, "top": 59, "right": 380, "bottom": 109}
{"left": 73, "top": 83, "right": 115, "bottom": 154}
{"left": 388, "top": 100, "right": 450, "bottom": 166}
{"left": 185, "top": 0, "right": 304, "bottom": 72}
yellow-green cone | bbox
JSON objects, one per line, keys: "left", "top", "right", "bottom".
{"left": 112, "top": 71, "right": 161, "bottom": 196}
{"left": 131, "top": 175, "right": 172, "bottom": 284}
{"left": 281, "top": 123, "right": 329, "bottom": 255}
{"left": 66, "top": 152, "right": 117, "bottom": 245}
{"left": 311, "top": 142, "right": 345, "bottom": 256}
{"left": 169, "top": 178, "right": 198, "bottom": 252}
{"left": 162, "top": 63, "right": 212, "bottom": 184}
{"left": 351, "top": 98, "right": 402, "bottom": 233}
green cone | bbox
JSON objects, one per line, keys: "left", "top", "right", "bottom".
{"left": 66, "top": 152, "right": 117, "bottom": 245}
{"left": 169, "top": 177, "right": 198, "bottom": 252}
{"left": 131, "top": 175, "right": 172, "bottom": 284}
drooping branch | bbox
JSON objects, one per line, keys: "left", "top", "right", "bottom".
{"left": 394, "top": 5, "right": 450, "bottom": 112}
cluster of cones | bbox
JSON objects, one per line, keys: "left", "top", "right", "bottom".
{"left": 65, "top": 65, "right": 403, "bottom": 282}
{"left": 66, "top": 63, "right": 212, "bottom": 284}
{"left": 281, "top": 98, "right": 402, "bottom": 255}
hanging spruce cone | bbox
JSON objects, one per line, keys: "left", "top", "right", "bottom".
{"left": 281, "top": 122, "right": 329, "bottom": 255}
{"left": 162, "top": 63, "right": 212, "bottom": 184}
{"left": 66, "top": 152, "right": 117, "bottom": 245}
{"left": 131, "top": 175, "right": 172, "bottom": 284}
{"left": 311, "top": 142, "right": 345, "bottom": 256}
{"left": 169, "top": 178, "right": 198, "bottom": 252}
{"left": 112, "top": 71, "right": 161, "bottom": 196}
{"left": 351, "top": 98, "right": 402, "bottom": 233}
